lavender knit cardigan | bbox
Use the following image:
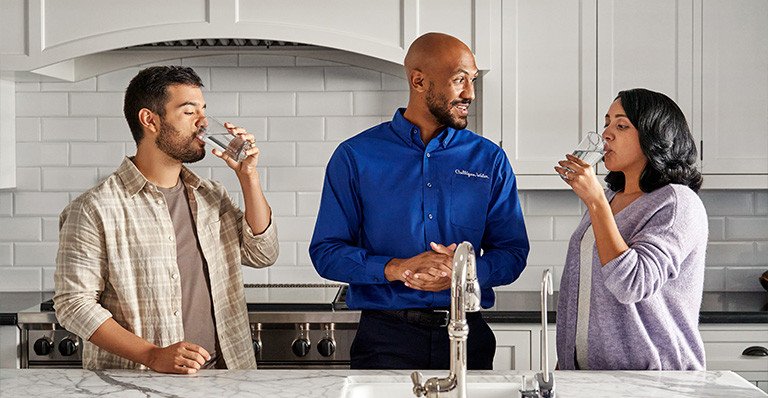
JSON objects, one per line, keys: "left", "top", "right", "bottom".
{"left": 556, "top": 184, "right": 708, "bottom": 370}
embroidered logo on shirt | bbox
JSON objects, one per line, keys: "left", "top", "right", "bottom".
{"left": 455, "top": 169, "right": 489, "bottom": 179}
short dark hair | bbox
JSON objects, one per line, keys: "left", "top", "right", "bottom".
{"left": 123, "top": 66, "right": 203, "bottom": 144}
{"left": 605, "top": 88, "right": 703, "bottom": 193}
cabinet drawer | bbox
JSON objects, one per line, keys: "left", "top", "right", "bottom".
{"left": 700, "top": 325, "right": 768, "bottom": 373}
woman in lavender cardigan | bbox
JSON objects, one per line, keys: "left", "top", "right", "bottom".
{"left": 554, "top": 88, "right": 707, "bottom": 370}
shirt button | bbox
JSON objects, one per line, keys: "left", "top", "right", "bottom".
{"left": 157, "top": 199, "right": 164, "bottom": 205}
{"left": 168, "top": 235, "right": 174, "bottom": 242}
{"left": 428, "top": 213, "right": 433, "bottom": 220}
{"left": 426, "top": 152, "right": 431, "bottom": 158}
{"left": 174, "top": 311, "right": 179, "bottom": 316}
{"left": 426, "top": 182, "right": 432, "bottom": 188}
{"left": 171, "top": 273, "right": 178, "bottom": 280}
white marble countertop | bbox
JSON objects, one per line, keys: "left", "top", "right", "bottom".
{"left": 0, "top": 369, "right": 764, "bottom": 397}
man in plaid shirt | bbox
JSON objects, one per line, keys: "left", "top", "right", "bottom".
{"left": 54, "top": 66, "right": 278, "bottom": 373}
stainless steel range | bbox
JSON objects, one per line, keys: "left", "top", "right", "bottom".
{"left": 17, "top": 283, "right": 358, "bottom": 369}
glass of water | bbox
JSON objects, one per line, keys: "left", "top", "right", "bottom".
{"left": 198, "top": 116, "right": 252, "bottom": 162}
{"left": 572, "top": 131, "right": 605, "bottom": 166}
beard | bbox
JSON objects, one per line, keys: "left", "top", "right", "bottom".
{"left": 155, "top": 118, "right": 205, "bottom": 163}
{"left": 425, "top": 84, "right": 470, "bottom": 130}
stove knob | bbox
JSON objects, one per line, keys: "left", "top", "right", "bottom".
{"left": 33, "top": 337, "right": 53, "bottom": 356}
{"left": 252, "top": 339, "right": 262, "bottom": 356}
{"left": 317, "top": 337, "right": 336, "bottom": 357}
{"left": 58, "top": 337, "right": 79, "bottom": 356}
{"left": 291, "top": 338, "right": 311, "bottom": 357}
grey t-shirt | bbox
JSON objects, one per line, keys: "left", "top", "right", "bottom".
{"left": 158, "top": 180, "right": 221, "bottom": 368}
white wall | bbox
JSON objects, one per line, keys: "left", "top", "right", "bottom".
{"left": 0, "top": 54, "right": 766, "bottom": 292}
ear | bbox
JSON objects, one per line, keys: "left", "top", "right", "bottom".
{"left": 138, "top": 108, "right": 159, "bottom": 135}
{"left": 409, "top": 69, "right": 428, "bottom": 93}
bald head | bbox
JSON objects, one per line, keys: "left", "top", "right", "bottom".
{"left": 404, "top": 32, "right": 475, "bottom": 74}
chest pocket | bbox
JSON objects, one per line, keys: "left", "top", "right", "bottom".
{"left": 450, "top": 173, "right": 492, "bottom": 230}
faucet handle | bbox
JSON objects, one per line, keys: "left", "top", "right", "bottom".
{"left": 410, "top": 371, "right": 426, "bottom": 397}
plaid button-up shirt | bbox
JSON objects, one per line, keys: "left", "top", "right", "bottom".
{"left": 54, "top": 157, "right": 278, "bottom": 370}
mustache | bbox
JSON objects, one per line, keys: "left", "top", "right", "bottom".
{"left": 451, "top": 99, "right": 472, "bottom": 106}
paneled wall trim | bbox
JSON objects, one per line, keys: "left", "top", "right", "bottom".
{"left": 0, "top": 56, "right": 765, "bottom": 292}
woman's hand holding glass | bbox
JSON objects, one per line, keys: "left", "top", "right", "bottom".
{"left": 556, "top": 131, "right": 606, "bottom": 206}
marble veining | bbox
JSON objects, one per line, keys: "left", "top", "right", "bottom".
{"left": 0, "top": 369, "right": 764, "bottom": 397}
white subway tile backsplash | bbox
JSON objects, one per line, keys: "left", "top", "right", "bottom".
{"left": 273, "top": 217, "right": 316, "bottom": 241}
{"left": 705, "top": 242, "right": 757, "bottom": 266}
{"left": 527, "top": 241, "right": 568, "bottom": 266}
{"left": 725, "top": 217, "right": 768, "bottom": 240}
{"left": 297, "top": 92, "right": 352, "bottom": 116}
{"left": 182, "top": 55, "right": 239, "bottom": 67}
{"left": 0, "top": 244, "right": 11, "bottom": 266}
{"left": 296, "top": 57, "right": 345, "bottom": 67}
{"left": 14, "top": 243, "right": 58, "bottom": 266}
{"left": 15, "top": 82, "right": 40, "bottom": 92}
{"left": 325, "top": 116, "right": 382, "bottom": 141}
{"left": 97, "top": 117, "right": 134, "bottom": 142}
{"left": 42, "top": 118, "right": 97, "bottom": 141}
{"left": 42, "top": 168, "right": 98, "bottom": 191}
{"left": 524, "top": 216, "right": 554, "bottom": 241}
{"left": 224, "top": 117, "right": 268, "bottom": 141}
{"left": 15, "top": 117, "right": 41, "bottom": 142}
{"left": 199, "top": 92, "right": 238, "bottom": 116}
{"left": 269, "top": 167, "right": 325, "bottom": 192}
{"left": 211, "top": 67, "right": 267, "bottom": 91}
{"left": 725, "top": 267, "right": 766, "bottom": 292}
{"left": 703, "top": 267, "right": 726, "bottom": 291}
{"left": 14, "top": 192, "right": 70, "bottom": 216}
{"left": 268, "top": 117, "right": 324, "bottom": 141}
{"left": 16, "top": 93, "right": 68, "bottom": 117}
{"left": 297, "top": 192, "right": 321, "bottom": 216}
{"left": 263, "top": 192, "right": 296, "bottom": 216}
{"left": 274, "top": 242, "right": 297, "bottom": 266}
{"left": 42, "top": 267, "right": 56, "bottom": 291}
{"left": 0, "top": 267, "right": 41, "bottom": 291}
{"left": 96, "top": 68, "right": 140, "bottom": 92}
{"left": 16, "top": 143, "right": 68, "bottom": 167}
{"left": 525, "top": 191, "right": 582, "bottom": 216}
{"left": 324, "top": 67, "right": 382, "bottom": 91}
{"left": 240, "top": 93, "right": 295, "bottom": 116}
{"left": 708, "top": 217, "right": 726, "bottom": 241}
{"left": 297, "top": 142, "right": 340, "bottom": 166}
{"left": 69, "top": 92, "right": 124, "bottom": 117}
{"left": 755, "top": 192, "right": 768, "bottom": 215}
{"left": 42, "top": 218, "right": 59, "bottom": 242}
{"left": 380, "top": 91, "right": 409, "bottom": 114}
{"left": 297, "top": 242, "right": 312, "bottom": 266}
{"left": 756, "top": 242, "right": 767, "bottom": 262}
{"left": 553, "top": 216, "right": 582, "bottom": 241}
{"left": 70, "top": 143, "right": 125, "bottom": 167}
{"left": 209, "top": 167, "right": 266, "bottom": 194}
{"left": 0, "top": 193, "right": 11, "bottom": 216}
{"left": 15, "top": 168, "right": 41, "bottom": 191}
{"left": 495, "top": 265, "right": 553, "bottom": 291}
{"left": 189, "top": 67, "right": 211, "bottom": 90}
{"left": 242, "top": 267, "right": 270, "bottom": 284}
{"left": 352, "top": 91, "right": 382, "bottom": 116}
{"left": 268, "top": 67, "right": 324, "bottom": 92}
{"left": 700, "top": 191, "right": 754, "bottom": 216}
{"left": 0, "top": 218, "right": 41, "bottom": 241}
{"left": 239, "top": 54, "right": 296, "bottom": 67}
{"left": 382, "top": 73, "right": 407, "bottom": 91}
{"left": 256, "top": 142, "right": 296, "bottom": 166}
{"left": 41, "top": 78, "right": 97, "bottom": 92}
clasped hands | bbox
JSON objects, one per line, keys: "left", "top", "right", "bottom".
{"left": 384, "top": 242, "right": 457, "bottom": 292}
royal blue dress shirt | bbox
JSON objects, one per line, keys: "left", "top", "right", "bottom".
{"left": 310, "top": 109, "right": 529, "bottom": 310}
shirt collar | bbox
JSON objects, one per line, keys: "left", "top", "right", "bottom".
{"left": 390, "top": 108, "right": 458, "bottom": 149}
{"left": 116, "top": 156, "right": 202, "bottom": 196}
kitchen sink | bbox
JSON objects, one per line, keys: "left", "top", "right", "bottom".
{"left": 340, "top": 375, "right": 522, "bottom": 398}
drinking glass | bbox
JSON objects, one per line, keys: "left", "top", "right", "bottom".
{"left": 198, "top": 116, "right": 252, "bottom": 162}
{"left": 572, "top": 131, "right": 605, "bottom": 166}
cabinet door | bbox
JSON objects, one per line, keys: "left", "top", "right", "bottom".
{"left": 699, "top": 0, "right": 768, "bottom": 174}
{"left": 700, "top": 324, "right": 768, "bottom": 390}
{"left": 492, "top": 330, "right": 532, "bottom": 371}
{"left": 500, "top": 0, "right": 597, "bottom": 175}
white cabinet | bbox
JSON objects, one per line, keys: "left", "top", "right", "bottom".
{"left": 700, "top": 324, "right": 768, "bottom": 393}
{"left": 698, "top": 0, "right": 768, "bottom": 176}
{"left": 0, "top": 79, "right": 15, "bottom": 189}
{"left": 0, "top": 325, "right": 20, "bottom": 368}
{"left": 490, "top": 323, "right": 557, "bottom": 372}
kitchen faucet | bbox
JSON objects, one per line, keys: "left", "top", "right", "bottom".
{"left": 410, "top": 241, "right": 481, "bottom": 398}
{"left": 528, "top": 269, "right": 556, "bottom": 398}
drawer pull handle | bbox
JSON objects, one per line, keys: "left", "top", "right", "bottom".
{"left": 741, "top": 346, "right": 768, "bottom": 357}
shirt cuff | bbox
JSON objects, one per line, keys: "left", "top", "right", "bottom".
{"left": 599, "top": 248, "right": 635, "bottom": 297}
{"left": 366, "top": 255, "right": 393, "bottom": 284}
{"left": 243, "top": 216, "right": 275, "bottom": 241}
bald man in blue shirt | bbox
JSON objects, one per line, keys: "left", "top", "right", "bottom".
{"left": 310, "top": 32, "right": 529, "bottom": 370}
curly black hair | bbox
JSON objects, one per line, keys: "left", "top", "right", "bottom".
{"left": 123, "top": 66, "right": 203, "bottom": 144}
{"left": 605, "top": 88, "right": 703, "bottom": 193}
